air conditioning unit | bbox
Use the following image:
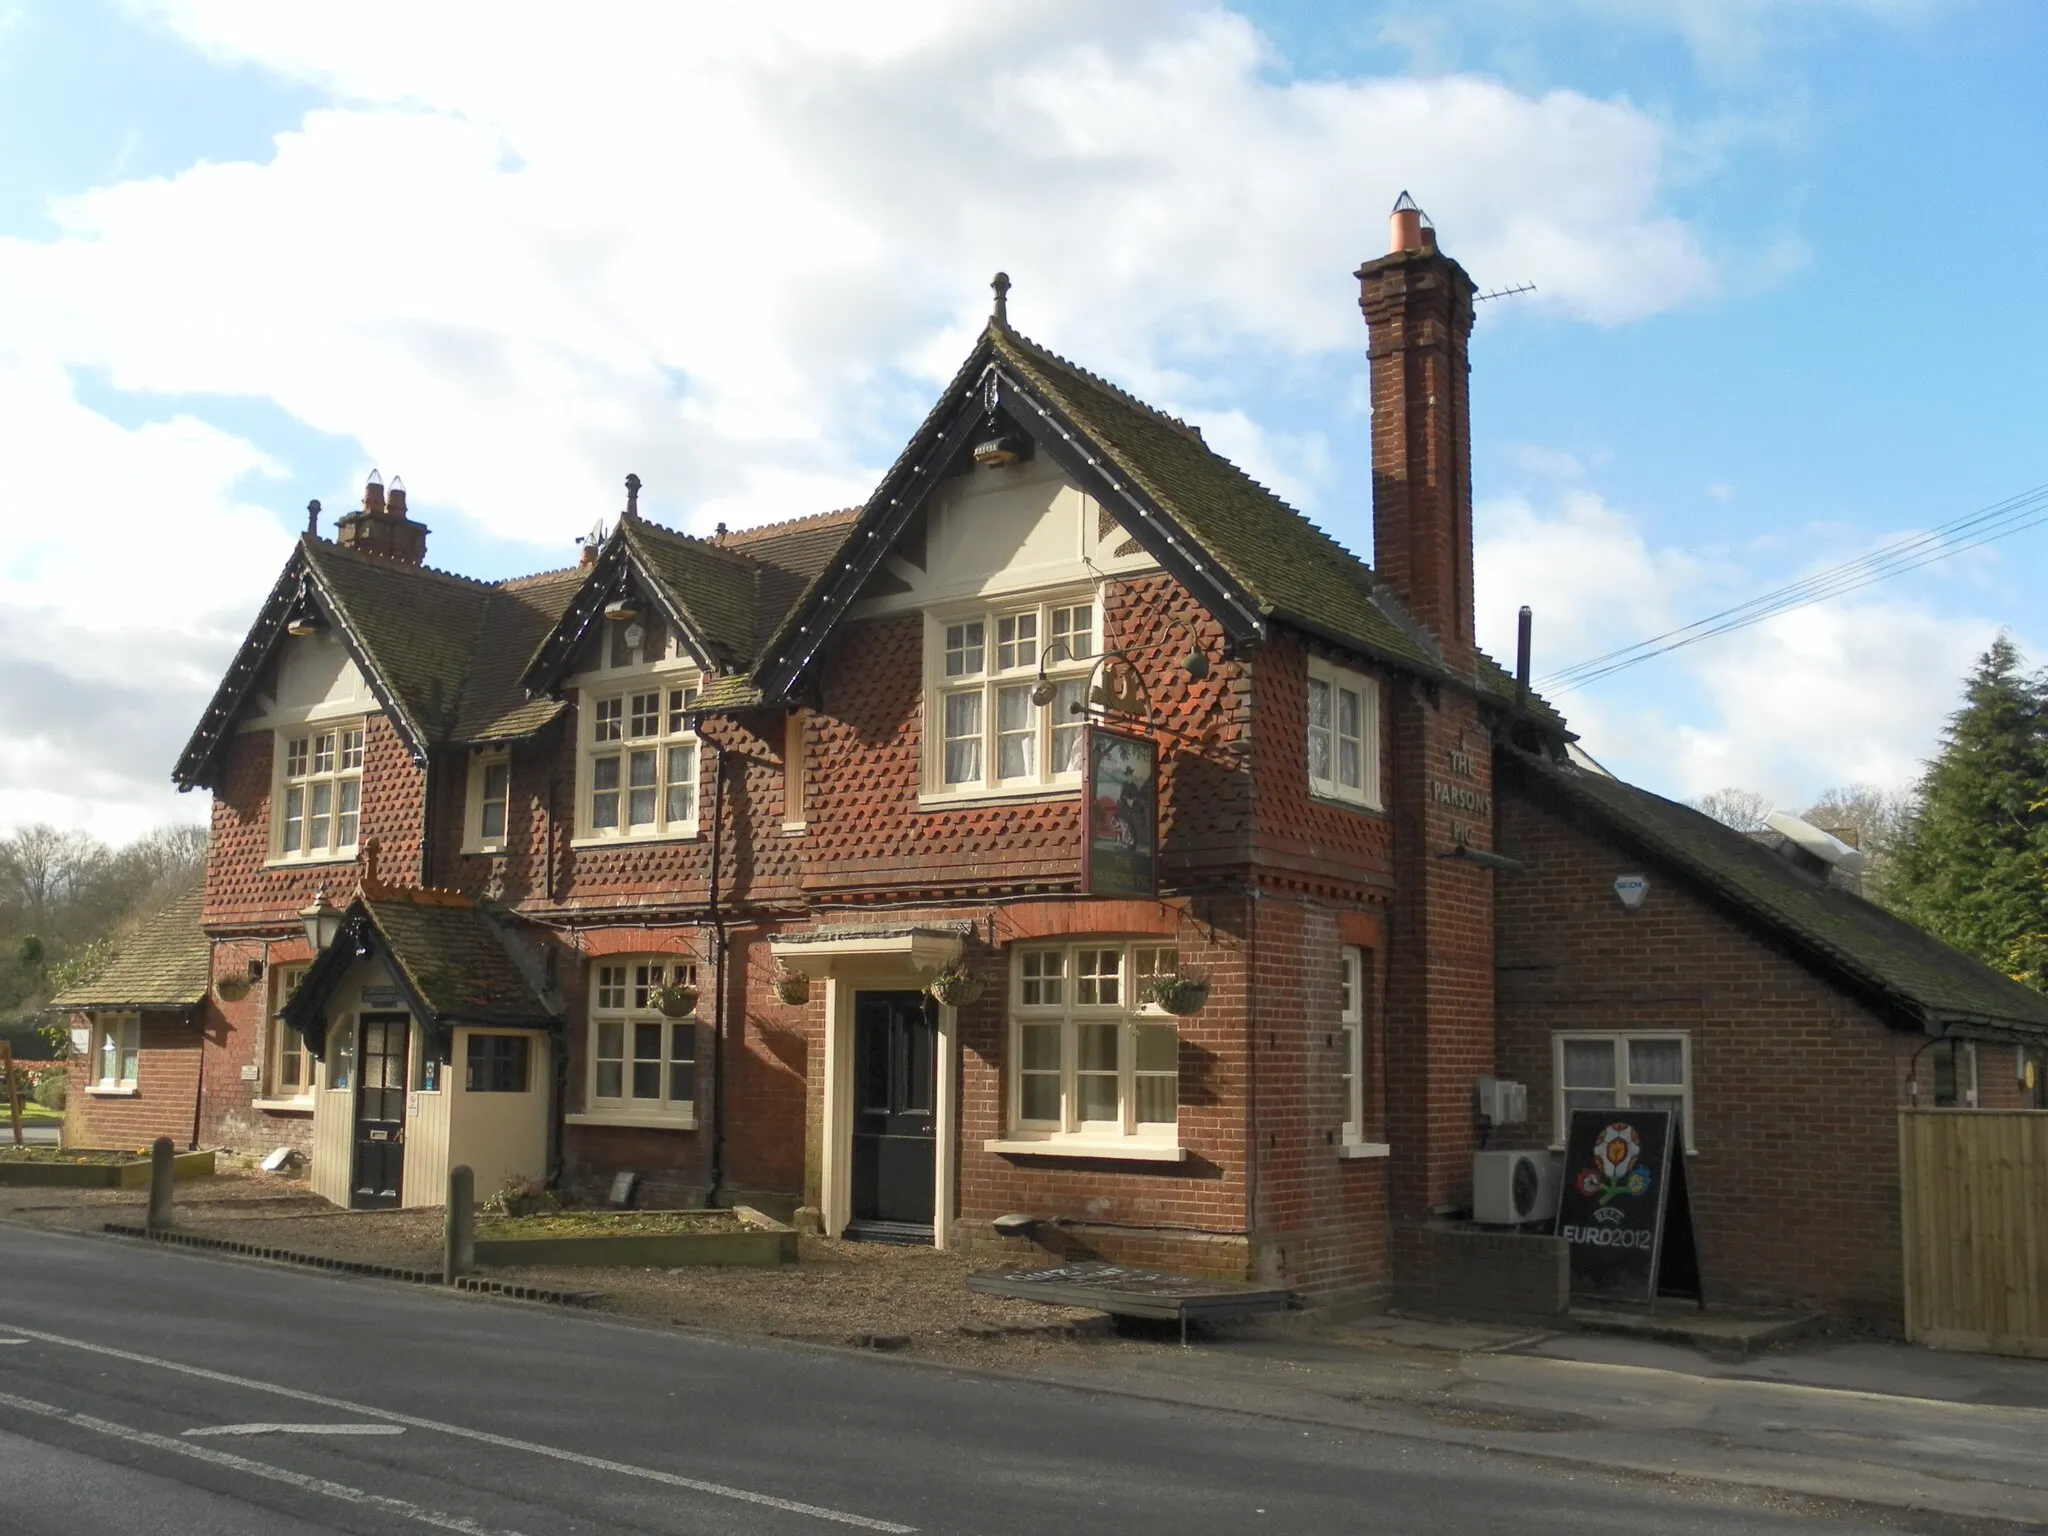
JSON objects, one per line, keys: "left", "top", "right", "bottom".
{"left": 1474, "top": 1076, "right": 1528, "bottom": 1126}
{"left": 1472, "top": 1150, "right": 1561, "bottom": 1226}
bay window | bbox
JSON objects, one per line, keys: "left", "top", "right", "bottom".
{"left": 928, "top": 596, "right": 1095, "bottom": 796}
{"left": 999, "top": 941, "right": 1180, "bottom": 1151}
{"left": 273, "top": 722, "right": 364, "bottom": 861}
{"left": 1306, "top": 658, "right": 1381, "bottom": 810}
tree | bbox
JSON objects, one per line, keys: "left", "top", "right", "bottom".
{"left": 1687, "top": 786, "right": 1775, "bottom": 832}
{"left": 1891, "top": 636, "right": 2048, "bottom": 981}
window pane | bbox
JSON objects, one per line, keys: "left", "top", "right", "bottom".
{"left": 666, "top": 746, "right": 696, "bottom": 824}
{"left": 942, "top": 691, "right": 982, "bottom": 785}
{"left": 668, "top": 688, "right": 692, "bottom": 734}
{"left": 1633, "top": 1093, "right": 1684, "bottom": 1124}
{"left": 596, "top": 1061, "right": 623, "bottom": 1099}
{"left": 1564, "top": 1088, "right": 1616, "bottom": 1116}
{"left": 337, "top": 779, "right": 361, "bottom": 847}
{"left": 1076, "top": 949, "right": 1121, "bottom": 1006}
{"left": 669, "top": 1021, "right": 696, "bottom": 1105}
{"left": 1629, "top": 1038, "right": 1684, "bottom": 1086}
{"left": 330, "top": 1023, "right": 354, "bottom": 1090}
{"left": 480, "top": 793, "right": 506, "bottom": 841}
{"left": 1077, "top": 1022, "right": 1119, "bottom": 1072}
{"left": 1338, "top": 686, "right": 1363, "bottom": 788}
{"left": 1020, "top": 1020, "right": 1062, "bottom": 1122}
{"left": 629, "top": 692, "right": 659, "bottom": 738}
{"left": 1135, "top": 1023, "right": 1176, "bottom": 1073}
{"left": 119, "top": 1029, "right": 139, "bottom": 1084}
{"left": 597, "top": 968, "right": 625, "bottom": 1010}
{"left": 591, "top": 753, "right": 620, "bottom": 829}
{"left": 997, "top": 612, "right": 1038, "bottom": 671}
{"left": 312, "top": 733, "right": 335, "bottom": 774}
{"left": 308, "top": 781, "right": 332, "bottom": 852}
{"left": 628, "top": 750, "right": 658, "bottom": 826}
{"left": 996, "top": 685, "right": 1035, "bottom": 780}
{"left": 283, "top": 785, "right": 304, "bottom": 852}
{"left": 631, "top": 1021, "right": 663, "bottom": 1099}
{"left": 1051, "top": 604, "right": 1092, "bottom": 662}
{"left": 340, "top": 729, "right": 364, "bottom": 771}
{"left": 1050, "top": 679, "right": 1087, "bottom": 773}
{"left": 286, "top": 737, "right": 309, "bottom": 776}
{"left": 1020, "top": 950, "right": 1064, "bottom": 1006}
{"left": 1562, "top": 1040, "right": 1617, "bottom": 1089}
{"left": 944, "top": 621, "right": 985, "bottom": 677}
{"left": 1306, "top": 678, "right": 1333, "bottom": 784}
{"left": 1076, "top": 1022, "right": 1119, "bottom": 1123}
{"left": 594, "top": 697, "right": 622, "bottom": 742}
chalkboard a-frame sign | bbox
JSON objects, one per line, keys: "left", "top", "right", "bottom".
{"left": 1555, "top": 1108, "right": 1703, "bottom": 1305}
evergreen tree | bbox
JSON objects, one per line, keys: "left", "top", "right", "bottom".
{"left": 1893, "top": 636, "right": 2048, "bottom": 983}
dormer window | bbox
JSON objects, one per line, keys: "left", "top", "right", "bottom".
{"left": 575, "top": 679, "right": 701, "bottom": 844}
{"left": 271, "top": 722, "right": 364, "bottom": 863}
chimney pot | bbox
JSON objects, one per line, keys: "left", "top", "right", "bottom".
{"left": 362, "top": 470, "right": 385, "bottom": 514}
{"left": 1388, "top": 190, "right": 1426, "bottom": 254}
{"left": 387, "top": 475, "right": 408, "bottom": 518}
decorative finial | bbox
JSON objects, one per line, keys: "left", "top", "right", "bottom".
{"left": 624, "top": 472, "right": 641, "bottom": 518}
{"left": 305, "top": 499, "right": 321, "bottom": 536}
{"left": 991, "top": 271, "right": 1011, "bottom": 326}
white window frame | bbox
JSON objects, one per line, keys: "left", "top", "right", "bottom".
{"left": 922, "top": 592, "right": 1098, "bottom": 801}
{"left": 991, "top": 941, "right": 1181, "bottom": 1155}
{"left": 259, "top": 964, "right": 315, "bottom": 1105}
{"left": 571, "top": 957, "right": 700, "bottom": 1129}
{"left": 1340, "top": 946, "right": 1366, "bottom": 1146}
{"left": 572, "top": 674, "right": 702, "bottom": 846}
{"left": 1552, "top": 1031, "right": 1695, "bottom": 1151}
{"left": 463, "top": 748, "right": 512, "bottom": 855}
{"left": 1305, "top": 658, "right": 1382, "bottom": 810}
{"left": 269, "top": 720, "right": 365, "bottom": 864}
{"left": 88, "top": 1012, "right": 140, "bottom": 1094}
{"left": 464, "top": 1032, "right": 534, "bottom": 1094}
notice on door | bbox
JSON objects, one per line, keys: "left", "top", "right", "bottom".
{"left": 1555, "top": 1108, "right": 1702, "bottom": 1304}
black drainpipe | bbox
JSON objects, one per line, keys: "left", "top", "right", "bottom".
{"left": 706, "top": 743, "right": 730, "bottom": 1208}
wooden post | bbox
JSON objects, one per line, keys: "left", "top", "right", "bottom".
{"left": 1, "top": 1042, "right": 22, "bottom": 1146}
{"left": 147, "top": 1136, "right": 175, "bottom": 1232}
{"left": 444, "top": 1164, "right": 475, "bottom": 1283}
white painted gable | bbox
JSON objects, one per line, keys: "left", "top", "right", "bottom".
{"left": 852, "top": 454, "right": 1159, "bottom": 617}
{"left": 245, "top": 629, "right": 377, "bottom": 730}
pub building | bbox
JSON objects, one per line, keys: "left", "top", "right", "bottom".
{"left": 108, "top": 197, "right": 2047, "bottom": 1330}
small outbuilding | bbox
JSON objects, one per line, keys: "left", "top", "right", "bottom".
{"left": 282, "top": 888, "right": 561, "bottom": 1210}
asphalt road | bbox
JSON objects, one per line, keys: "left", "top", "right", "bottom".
{"left": 0, "top": 1227, "right": 1916, "bottom": 1535}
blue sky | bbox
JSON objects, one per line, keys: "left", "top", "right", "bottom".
{"left": 1, "top": 0, "right": 2041, "bottom": 839}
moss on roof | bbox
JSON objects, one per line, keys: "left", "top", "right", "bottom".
{"left": 50, "top": 887, "right": 210, "bottom": 1011}
{"left": 361, "top": 895, "right": 556, "bottom": 1028}
{"left": 1511, "top": 752, "right": 2048, "bottom": 1036}
{"left": 454, "top": 569, "right": 583, "bottom": 742}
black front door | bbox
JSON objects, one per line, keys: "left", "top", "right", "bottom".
{"left": 351, "top": 1012, "right": 410, "bottom": 1209}
{"left": 850, "top": 991, "right": 936, "bottom": 1229}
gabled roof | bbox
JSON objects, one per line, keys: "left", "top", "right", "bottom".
{"left": 280, "top": 890, "right": 558, "bottom": 1056}
{"left": 174, "top": 539, "right": 584, "bottom": 791}
{"left": 750, "top": 321, "right": 1565, "bottom": 731}
{"left": 521, "top": 509, "right": 859, "bottom": 700}
{"left": 1506, "top": 751, "right": 2048, "bottom": 1039}
{"left": 48, "top": 886, "right": 211, "bottom": 1012}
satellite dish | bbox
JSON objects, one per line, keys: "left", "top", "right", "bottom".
{"left": 1765, "top": 812, "right": 1868, "bottom": 875}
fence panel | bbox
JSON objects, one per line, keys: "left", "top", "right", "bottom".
{"left": 1901, "top": 1109, "right": 2048, "bottom": 1356}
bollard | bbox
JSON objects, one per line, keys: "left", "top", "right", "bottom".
{"left": 147, "top": 1137, "right": 175, "bottom": 1233}
{"left": 444, "top": 1165, "right": 475, "bottom": 1283}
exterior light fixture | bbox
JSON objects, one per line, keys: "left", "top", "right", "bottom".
{"left": 604, "top": 597, "right": 640, "bottom": 623}
{"left": 298, "top": 889, "right": 344, "bottom": 952}
{"left": 1183, "top": 645, "right": 1210, "bottom": 681}
{"left": 286, "top": 608, "right": 327, "bottom": 638}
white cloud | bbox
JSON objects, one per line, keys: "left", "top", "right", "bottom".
{"left": 4, "top": 1, "right": 1726, "bottom": 835}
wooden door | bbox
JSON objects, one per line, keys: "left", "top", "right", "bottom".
{"left": 850, "top": 992, "right": 936, "bottom": 1230}
{"left": 351, "top": 1012, "right": 411, "bottom": 1209}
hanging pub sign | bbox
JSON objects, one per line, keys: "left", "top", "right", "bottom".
{"left": 1555, "top": 1108, "right": 1703, "bottom": 1305}
{"left": 1081, "top": 725, "right": 1158, "bottom": 897}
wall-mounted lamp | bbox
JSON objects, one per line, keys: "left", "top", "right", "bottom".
{"left": 603, "top": 597, "right": 640, "bottom": 623}
{"left": 298, "top": 889, "right": 344, "bottom": 951}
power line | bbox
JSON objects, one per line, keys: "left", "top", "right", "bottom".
{"left": 1538, "top": 481, "right": 2048, "bottom": 694}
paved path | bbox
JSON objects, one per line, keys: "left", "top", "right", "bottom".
{"left": 0, "top": 1226, "right": 1915, "bottom": 1535}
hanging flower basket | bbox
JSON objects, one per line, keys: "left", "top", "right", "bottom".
{"left": 926, "top": 963, "right": 986, "bottom": 1009}
{"left": 215, "top": 975, "right": 250, "bottom": 1003}
{"left": 652, "top": 983, "right": 699, "bottom": 1018}
{"left": 1143, "top": 971, "right": 1210, "bottom": 1017}
{"left": 770, "top": 966, "right": 811, "bottom": 1006}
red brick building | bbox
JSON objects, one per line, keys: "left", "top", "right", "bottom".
{"left": 148, "top": 204, "right": 2048, "bottom": 1324}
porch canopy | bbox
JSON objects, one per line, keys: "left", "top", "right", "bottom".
{"left": 768, "top": 922, "right": 969, "bottom": 977}
{"left": 282, "top": 890, "right": 560, "bottom": 1060}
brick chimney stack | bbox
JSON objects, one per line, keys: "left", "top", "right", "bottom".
{"left": 1357, "top": 192, "right": 1477, "bottom": 667}
{"left": 335, "top": 470, "right": 429, "bottom": 566}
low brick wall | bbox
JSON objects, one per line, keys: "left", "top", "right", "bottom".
{"left": 1391, "top": 1222, "right": 1568, "bottom": 1322}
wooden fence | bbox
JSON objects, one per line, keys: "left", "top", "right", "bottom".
{"left": 1901, "top": 1109, "right": 2048, "bottom": 1356}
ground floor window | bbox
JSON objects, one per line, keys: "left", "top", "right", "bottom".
{"left": 1930, "top": 1039, "right": 1978, "bottom": 1108}
{"left": 327, "top": 1017, "right": 355, "bottom": 1092}
{"left": 268, "top": 965, "right": 313, "bottom": 1099}
{"left": 1554, "top": 1032, "right": 1692, "bottom": 1148}
{"left": 466, "top": 1033, "right": 532, "bottom": 1093}
{"left": 1009, "top": 941, "right": 1179, "bottom": 1143}
{"left": 1339, "top": 946, "right": 1366, "bottom": 1145}
{"left": 587, "top": 959, "right": 698, "bottom": 1122}
{"left": 91, "top": 1013, "right": 139, "bottom": 1089}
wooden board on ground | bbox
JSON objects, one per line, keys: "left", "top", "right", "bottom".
{"left": 967, "top": 1261, "right": 1291, "bottom": 1326}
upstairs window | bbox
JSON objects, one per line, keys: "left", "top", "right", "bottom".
{"left": 273, "top": 723, "right": 364, "bottom": 861}
{"left": 465, "top": 750, "right": 512, "bottom": 854}
{"left": 578, "top": 681, "right": 700, "bottom": 842}
{"left": 928, "top": 597, "right": 1095, "bottom": 796}
{"left": 1305, "top": 659, "right": 1381, "bottom": 810}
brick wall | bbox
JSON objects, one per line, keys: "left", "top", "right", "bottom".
{"left": 1495, "top": 764, "right": 1918, "bottom": 1326}
{"left": 65, "top": 1009, "right": 204, "bottom": 1149}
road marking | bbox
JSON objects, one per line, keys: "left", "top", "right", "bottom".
{"left": 3, "top": 1323, "right": 917, "bottom": 1532}
{"left": 185, "top": 1422, "right": 407, "bottom": 1438}
{"left": 0, "top": 1338, "right": 25, "bottom": 1345}
{"left": 0, "top": 1389, "right": 521, "bottom": 1536}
